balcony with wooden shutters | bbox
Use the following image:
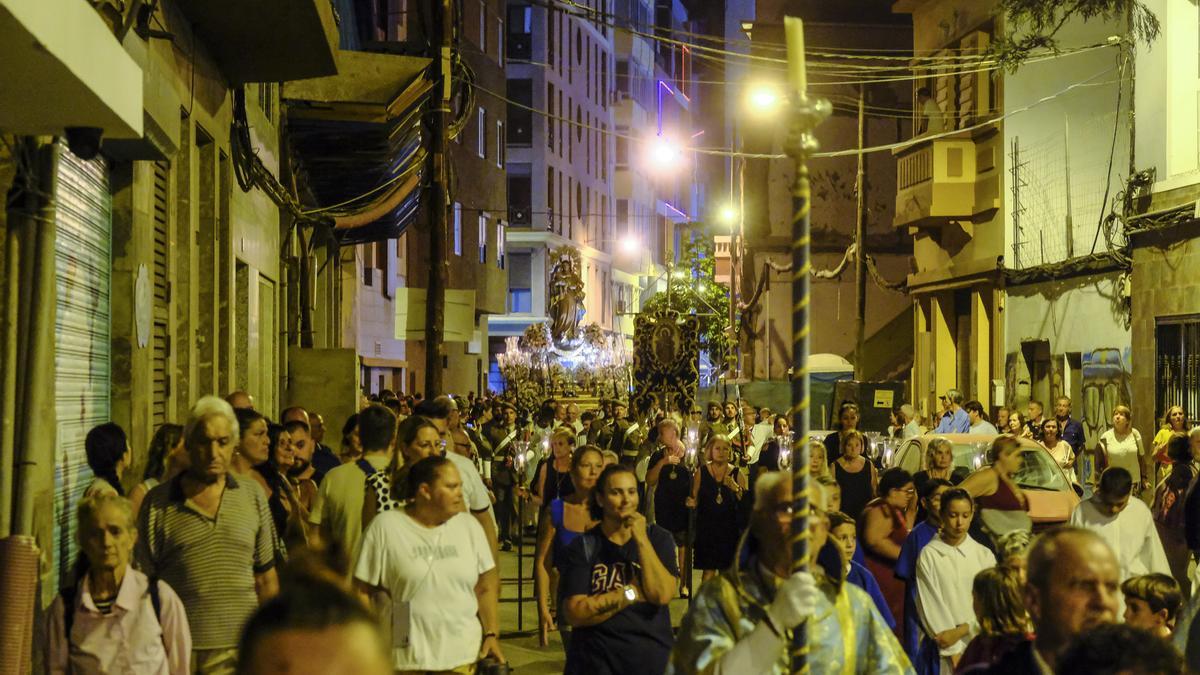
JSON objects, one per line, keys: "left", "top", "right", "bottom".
{"left": 893, "top": 127, "right": 1001, "bottom": 229}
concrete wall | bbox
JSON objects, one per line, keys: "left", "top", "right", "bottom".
{"left": 111, "top": 5, "right": 283, "bottom": 472}
{"left": 1130, "top": 224, "right": 1200, "bottom": 442}
{"left": 1136, "top": 0, "right": 1200, "bottom": 195}
{"left": 1002, "top": 18, "right": 1130, "bottom": 269}
{"left": 741, "top": 20, "right": 913, "bottom": 380}
{"left": 1004, "top": 272, "right": 1131, "bottom": 449}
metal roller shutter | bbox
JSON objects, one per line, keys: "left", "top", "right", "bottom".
{"left": 152, "top": 161, "right": 171, "bottom": 426}
{"left": 53, "top": 147, "right": 111, "bottom": 586}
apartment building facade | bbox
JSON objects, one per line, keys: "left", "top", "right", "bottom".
{"left": 0, "top": 0, "right": 338, "bottom": 609}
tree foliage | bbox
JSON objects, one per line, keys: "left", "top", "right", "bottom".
{"left": 641, "top": 236, "right": 731, "bottom": 371}
{"left": 991, "top": 0, "right": 1159, "bottom": 70}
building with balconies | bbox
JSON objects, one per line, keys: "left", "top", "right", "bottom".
{"left": 895, "top": 0, "right": 1132, "bottom": 447}
{"left": 494, "top": 1, "right": 619, "bottom": 390}
{"left": 285, "top": 0, "right": 508, "bottom": 399}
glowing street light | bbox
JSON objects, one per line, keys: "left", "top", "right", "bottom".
{"left": 648, "top": 134, "right": 684, "bottom": 171}
{"left": 619, "top": 235, "right": 640, "bottom": 256}
{"left": 745, "top": 82, "right": 784, "bottom": 117}
{"left": 718, "top": 204, "right": 738, "bottom": 227}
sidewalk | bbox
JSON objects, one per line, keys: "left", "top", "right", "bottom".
{"left": 495, "top": 537, "right": 699, "bottom": 672}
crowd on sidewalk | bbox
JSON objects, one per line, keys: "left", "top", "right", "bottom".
{"left": 45, "top": 387, "right": 1200, "bottom": 675}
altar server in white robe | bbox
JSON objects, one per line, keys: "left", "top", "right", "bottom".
{"left": 916, "top": 488, "right": 997, "bottom": 674}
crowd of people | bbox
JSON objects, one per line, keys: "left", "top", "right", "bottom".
{"left": 47, "top": 385, "right": 1200, "bottom": 675}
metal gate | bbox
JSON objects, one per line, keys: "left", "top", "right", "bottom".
{"left": 152, "top": 161, "right": 171, "bottom": 426}
{"left": 53, "top": 147, "right": 111, "bottom": 586}
{"left": 1155, "top": 316, "right": 1200, "bottom": 426}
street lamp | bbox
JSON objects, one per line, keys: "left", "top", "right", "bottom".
{"left": 718, "top": 204, "right": 738, "bottom": 228}
{"left": 745, "top": 82, "right": 784, "bottom": 117}
{"left": 619, "top": 235, "right": 640, "bottom": 256}
{"left": 648, "top": 134, "right": 684, "bottom": 171}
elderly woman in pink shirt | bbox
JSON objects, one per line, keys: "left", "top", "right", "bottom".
{"left": 45, "top": 494, "right": 190, "bottom": 675}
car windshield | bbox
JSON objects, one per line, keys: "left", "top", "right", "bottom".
{"left": 1013, "top": 449, "right": 1071, "bottom": 491}
{"left": 950, "top": 443, "right": 986, "bottom": 472}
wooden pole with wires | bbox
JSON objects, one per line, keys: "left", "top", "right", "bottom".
{"left": 424, "top": 0, "right": 453, "bottom": 395}
{"left": 784, "top": 17, "right": 829, "bottom": 674}
{"left": 854, "top": 85, "right": 867, "bottom": 379}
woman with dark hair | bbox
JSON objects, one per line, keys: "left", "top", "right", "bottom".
{"left": 340, "top": 413, "right": 361, "bottom": 463}
{"left": 535, "top": 446, "right": 605, "bottom": 647}
{"left": 961, "top": 435, "right": 1031, "bottom": 547}
{"left": 84, "top": 423, "right": 131, "bottom": 498}
{"left": 1039, "top": 417, "right": 1076, "bottom": 483}
{"left": 255, "top": 423, "right": 309, "bottom": 552}
{"left": 354, "top": 455, "right": 504, "bottom": 672}
{"left": 1155, "top": 430, "right": 1196, "bottom": 596}
{"left": 362, "top": 415, "right": 441, "bottom": 530}
{"left": 915, "top": 488, "right": 995, "bottom": 673}
{"left": 824, "top": 401, "right": 861, "bottom": 464}
{"left": 128, "top": 423, "right": 185, "bottom": 516}
{"left": 860, "top": 467, "right": 918, "bottom": 638}
{"left": 559, "top": 464, "right": 678, "bottom": 675}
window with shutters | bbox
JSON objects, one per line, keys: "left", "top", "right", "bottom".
{"left": 151, "top": 161, "right": 172, "bottom": 425}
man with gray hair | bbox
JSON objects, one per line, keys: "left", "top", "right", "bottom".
{"left": 980, "top": 527, "right": 1120, "bottom": 674}
{"left": 669, "top": 471, "right": 910, "bottom": 673}
{"left": 899, "top": 404, "right": 922, "bottom": 439}
{"left": 136, "top": 395, "right": 279, "bottom": 674}
{"left": 934, "top": 389, "right": 970, "bottom": 434}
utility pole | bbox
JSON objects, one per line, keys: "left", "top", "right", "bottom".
{"left": 854, "top": 85, "right": 867, "bottom": 379}
{"left": 424, "top": 0, "right": 452, "bottom": 396}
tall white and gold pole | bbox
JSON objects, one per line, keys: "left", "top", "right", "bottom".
{"left": 784, "top": 16, "right": 829, "bottom": 674}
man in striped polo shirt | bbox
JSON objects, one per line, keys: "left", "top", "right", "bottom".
{"left": 135, "top": 396, "right": 279, "bottom": 674}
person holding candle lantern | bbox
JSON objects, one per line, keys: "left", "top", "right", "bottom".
{"left": 647, "top": 418, "right": 695, "bottom": 598}
{"left": 687, "top": 435, "right": 748, "bottom": 582}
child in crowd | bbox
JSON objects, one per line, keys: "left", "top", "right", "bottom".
{"left": 828, "top": 511, "right": 895, "bottom": 629}
{"left": 1122, "top": 573, "right": 1181, "bottom": 639}
{"left": 955, "top": 565, "right": 1030, "bottom": 673}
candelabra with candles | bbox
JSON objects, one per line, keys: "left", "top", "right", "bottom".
{"left": 682, "top": 424, "right": 701, "bottom": 603}
{"left": 776, "top": 433, "right": 794, "bottom": 471}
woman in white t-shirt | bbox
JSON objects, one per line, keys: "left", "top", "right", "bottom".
{"left": 1098, "top": 405, "right": 1148, "bottom": 495}
{"left": 355, "top": 455, "right": 505, "bottom": 672}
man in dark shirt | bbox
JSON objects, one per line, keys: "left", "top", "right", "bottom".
{"left": 1055, "top": 396, "right": 1086, "bottom": 463}
{"left": 307, "top": 411, "right": 341, "bottom": 480}
{"left": 1025, "top": 400, "right": 1046, "bottom": 443}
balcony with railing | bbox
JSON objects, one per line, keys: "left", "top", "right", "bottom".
{"left": 714, "top": 235, "right": 731, "bottom": 284}
{"left": 893, "top": 128, "right": 1000, "bottom": 229}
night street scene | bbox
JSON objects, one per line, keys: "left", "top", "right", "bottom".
{"left": 6, "top": 0, "right": 1200, "bottom": 673}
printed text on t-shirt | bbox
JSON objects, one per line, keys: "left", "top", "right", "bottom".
{"left": 590, "top": 561, "right": 641, "bottom": 593}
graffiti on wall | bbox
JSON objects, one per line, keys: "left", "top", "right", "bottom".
{"left": 1080, "top": 348, "right": 1133, "bottom": 451}
{"left": 1002, "top": 346, "right": 1132, "bottom": 450}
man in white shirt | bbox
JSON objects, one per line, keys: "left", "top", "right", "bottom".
{"left": 1068, "top": 467, "right": 1170, "bottom": 587}
{"left": 964, "top": 400, "right": 999, "bottom": 436}
{"left": 916, "top": 487, "right": 996, "bottom": 672}
{"left": 899, "top": 404, "right": 922, "bottom": 439}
